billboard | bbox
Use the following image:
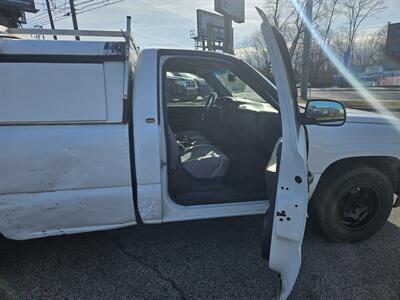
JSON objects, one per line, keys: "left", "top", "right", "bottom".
{"left": 0, "top": 0, "right": 36, "bottom": 13}
{"left": 197, "top": 9, "right": 224, "bottom": 41}
{"left": 215, "top": 0, "right": 244, "bottom": 23}
{"left": 386, "top": 22, "right": 400, "bottom": 62}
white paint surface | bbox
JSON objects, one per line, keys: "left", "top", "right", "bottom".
{"left": 260, "top": 11, "right": 308, "bottom": 300}
{"left": 0, "top": 39, "right": 116, "bottom": 56}
{"left": 133, "top": 49, "right": 162, "bottom": 222}
{"left": 103, "top": 62, "right": 125, "bottom": 122}
{"left": 0, "top": 186, "right": 135, "bottom": 240}
{"left": 0, "top": 123, "right": 136, "bottom": 239}
{"left": 0, "top": 63, "right": 106, "bottom": 123}
{"left": 0, "top": 124, "right": 132, "bottom": 194}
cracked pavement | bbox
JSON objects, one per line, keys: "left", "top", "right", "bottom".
{"left": 0, "top": 207, "right": 399, "bottom": 299}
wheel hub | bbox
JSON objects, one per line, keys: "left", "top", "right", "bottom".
{"left": 337, "top": 186, "right": 379, "bottom": 230}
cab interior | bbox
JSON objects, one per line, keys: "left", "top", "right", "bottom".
{"left": 164, "top": 57, "right": 282, "bottom": 206}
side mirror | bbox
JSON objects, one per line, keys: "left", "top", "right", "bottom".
{"left": 305, "top": 99, "right": 346, "bottom": 126}
{"left": 227, "top": 73, "right": 236, "bottom": 82}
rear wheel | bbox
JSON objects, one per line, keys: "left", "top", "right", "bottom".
{"left": 311, "top": 165, "right": 394, "bottom": 242}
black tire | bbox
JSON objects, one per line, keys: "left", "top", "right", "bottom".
{"left": 310, "top": 164, "right": 393, "bottom": 242}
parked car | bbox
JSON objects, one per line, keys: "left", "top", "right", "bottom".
{"left": 1, "top": 10, "right": 399, "bottom": 300}
{"left": 173, "top": 72, "right": 213, "bottom": 100}
{"left": 296, "top": 81, "right": 311, "bottom": 88}
{"left": 166, "top": 72, "right": 198, "bottom": 102}
{"left": 359, "top": 76, "right": 377, "bottom": 87}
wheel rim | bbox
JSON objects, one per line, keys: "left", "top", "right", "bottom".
{"left": 336, "top": 185, "right": 380, "bottom": 230}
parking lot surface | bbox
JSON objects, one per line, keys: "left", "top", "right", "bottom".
{"left": 0, "top": 207, "right": 399, "bottom": 299}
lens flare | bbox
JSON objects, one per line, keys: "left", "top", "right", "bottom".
{"left": 289, "top": 0, "right": 400, "bottom": 130}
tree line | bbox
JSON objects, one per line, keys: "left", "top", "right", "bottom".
{"left": 237, "top": 0, "right": 389, "bottom": 87}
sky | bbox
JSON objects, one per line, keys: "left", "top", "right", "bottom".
{"left": 26, "top": 0, "right": 400, "bottom": 48}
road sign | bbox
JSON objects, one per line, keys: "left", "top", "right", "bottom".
{"left": 0, "top": 0, "right": 36, "bottom": 13}
{"left": 386, "top": 22, "right": 400, "bottom": 62}
{"left": 197, "top": 9, "right": 224, "bottom": 41}
{"left": 215, "top": 0, "right": 244, "bottom": 23}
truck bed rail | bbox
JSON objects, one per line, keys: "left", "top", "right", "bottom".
{"left": 0, "top": 16, "right": 135, "bottom": 47}
{"left": 0, "top": 16, "right": 138, "bottom": 55}
{"left": 4, "top": 28, "right": 127, "bottom": 38}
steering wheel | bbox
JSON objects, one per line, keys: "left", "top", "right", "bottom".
{"left": 202, "top": 92, "right": 217, "bottom": 120}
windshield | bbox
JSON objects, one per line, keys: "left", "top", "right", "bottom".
{"left": 214, "top": 69, "right": 266, "bottom": 102}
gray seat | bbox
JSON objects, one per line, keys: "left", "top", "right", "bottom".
{"left": 176, "top": 130, "right": 210, "bottom": 147}
{"left": 168, "top": 127, "right": 229, "bottom": 179}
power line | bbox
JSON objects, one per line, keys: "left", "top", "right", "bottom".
{"left": 28, "top": 0, "right": 125, "bottom": 29}
{"left": 77, "top": 0, "right": 124, "bottom": 14}
{"left": 75, "top": 0, "right": 100, "bottom": 7}
{"left": 33, "top": 10, "right": 67, "bottom": 26}
{"left": 77, "top": 0, "right": 117, "bottom": 12}
{"left": 29, "top": 12, "right": 49, "bottom": 22}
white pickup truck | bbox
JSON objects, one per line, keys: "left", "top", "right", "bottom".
{"left": 0, "top": 11, "right": 399, "bottom": 299}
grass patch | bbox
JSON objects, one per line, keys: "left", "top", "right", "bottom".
{"left": 340, "top": 100, "right": 400, "bottom": 110}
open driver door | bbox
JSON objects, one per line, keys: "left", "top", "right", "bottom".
{"left": 257, "top": 8, "right": 309, "bottom": 300}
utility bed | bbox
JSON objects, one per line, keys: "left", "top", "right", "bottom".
{"left": 0, "top": 19, "right": 137, "bottom": 124}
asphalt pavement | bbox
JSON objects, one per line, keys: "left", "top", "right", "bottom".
{"left": 0, "top": 207, "right": 399, "bottom": 299}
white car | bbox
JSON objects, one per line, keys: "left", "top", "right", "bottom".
{"left": 0, "top": 10, "right": 399, "bottom": 299}
{"left": 359, "top": 77, "right": 377, "bottom": 87}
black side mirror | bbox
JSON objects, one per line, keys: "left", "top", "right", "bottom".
{"left": 305, "top": 99, "right": 346, "bottom": 126}
{"left": 227, "top": 73, "right": 236, "bottom": 82}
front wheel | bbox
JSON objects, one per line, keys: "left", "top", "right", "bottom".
{"left": 311, "top": 165, "right": 394, "bottom": 242}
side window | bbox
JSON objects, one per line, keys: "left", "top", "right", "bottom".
{"left": 166, "top": 72, "right": 213, "bottom": 106}
{"left": 213, "top": 68, "right": 278, "bottom": 113}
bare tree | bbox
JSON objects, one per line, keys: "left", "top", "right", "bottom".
{"left": 236, "top": 30, "right": 272, "bottom": 77}
{"left": 261, "top": 0, "right": 340, "bottom": 82}
{"left": 236, "top": 0, "right": 298, "bottom": 78}
{"left": 352, "top": 25, "right": 387, "bottom": 67}
{"left": 330, "top": 30, "right": 348, "bottom": 55}
{"left": 264, "top": 0, "right": 297, "bottom": 29}
{"left": 238, "top": 0, "right": 387, "bottom": 86}
{"left": 311, "top": 0, "right": 340, "bottom": 83}
{"left": 339, "top": 0, "right": 386, "bottom": 57}
{"left": 263, "top": 0, "right": 306, "bottom": 60}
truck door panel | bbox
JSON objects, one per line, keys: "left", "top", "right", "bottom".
{"left": 258, "top": 8, "right": 309, "bottom": 299}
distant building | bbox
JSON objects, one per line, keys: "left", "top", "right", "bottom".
{"left": 333, "top": 65, "right": 400, "bottom": 87}
{"left": 386, "top": 22, "right": 400, "bottom": 63}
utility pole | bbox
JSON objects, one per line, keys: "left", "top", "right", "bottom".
{"left": 301, "top": 0, "right": 312, "bottom": 101}
{"left": 45, "top": 0, "right": 57, "bottom": 40}
{"left": 223, "top": 15, "right": 233, "bottom": 54}
{"left": 69, "top": 0, "right": 80, "bottom": 40}
{"left": 207, "top": 23, "right": 213, "bottom": 51}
